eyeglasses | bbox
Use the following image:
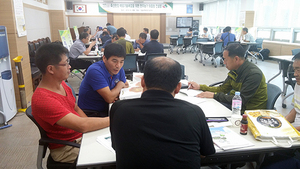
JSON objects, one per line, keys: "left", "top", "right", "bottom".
{"left": 56, "top": 59, "right": 70, "bottom": 67}
{"left": 294, "top": 68, "right": 300, "bottom": 74}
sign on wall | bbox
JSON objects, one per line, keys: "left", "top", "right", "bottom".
{"left": 98, "top": 3, "right": 173, "bottom": 13}
{"left": 59, "top": 29, "right": 73, "bottom": 51}
{"left": 74, "top": 4, "right": 87, "bottom": 13}
{"left": 13, "top": 0, "right": 27, "bottom": 37}
{"left": 187, "top": 4, "right": 193, "bottom": 14}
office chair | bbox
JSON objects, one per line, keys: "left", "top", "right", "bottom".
{"left": 248, "top": 38, "right": 264, "bottom": 62}
{"left": 203, "top": 42, "right": 224, "bottom": 68}
{"left": 169, "top": 35, "right": 178, "bottom": 54}
{"left": 123, "top": 54, "right": 138, "bottom": 80}
{"left": 38, "top": 39, "right": 45, "bottom": 47}
{"left": 25, "top": 106, "right": 80, "bottom": 169}
{"left": 182, "top": 37, "right": 192, "bottom": 54}
{"left": 194, "top": 38, "right": 209, "bottom": 61}
{"left": 292, "top": 48, "right": 300, "bottom": 55}
{"left": 145, "top": 53, "right": 167, "bottom": 61}
{"left": 69, "top": 58, "right": 93, "bottom": 80}
{"left": 180, "top": 64, "right": 188, "bottom": 80}
{"left": 282, "top": 63, "right": 296, "bottom": 108}
{"left": 28, "top": 42, "right": 36, "bottom": 65}
{"left": 176, "top": 36, "right": 184, "bottom": 54}
{"left": 45, "top": 37, "right": 51, "bottom": 43}
{"left": 266, "top": 83, "right": 281, "bottom": 109}
{"left": 191, "top": 36, "right": 198, "bottom": 53}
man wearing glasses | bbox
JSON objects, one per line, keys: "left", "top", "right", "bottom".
{"left": 31, "top": 43, "right": 109, "bottom": 164}
{"left": 286, "top": 53, "right": 300, "bottom": 131}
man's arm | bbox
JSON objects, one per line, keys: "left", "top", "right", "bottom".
{"left": 83, "top": 41, "right": 96, "bottom": 55}
{"left": 74, "top": 104, "right": 87, "bottom": 117}
{"left": 286, "top": 108, "right": 296, "bottom": 123}
{"left": 56, "top": 113, "right": 109, "bottom": 133}
{"left": 97, "top": 81, "right": 125, "bottom": 103}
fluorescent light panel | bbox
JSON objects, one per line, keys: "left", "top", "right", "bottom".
{"left": 113, "top": 1, "right": 134, "bottom": 2}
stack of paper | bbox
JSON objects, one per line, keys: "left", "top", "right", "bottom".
{"left": 179, "top": 89, "right": 202, "bottom": 97}
{"left": 209, "top": 127, "right": 254, "bottom": 150}
{"left": 96, "top": 133, "right": 115, "bottom": 153}
{"left": 119, "top": 82, "right": 143, "bottom": 100}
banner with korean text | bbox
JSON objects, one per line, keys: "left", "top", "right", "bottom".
{"left": 99, "top": 3, "right": 173, "bottom": 13}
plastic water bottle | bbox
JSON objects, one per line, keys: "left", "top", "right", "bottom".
{"left": 231, "top": 91, "right": 242, "bottom": 127}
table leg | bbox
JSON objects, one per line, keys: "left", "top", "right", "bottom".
{"left": 267, "top": 61, "right": 282, "bottom": 83}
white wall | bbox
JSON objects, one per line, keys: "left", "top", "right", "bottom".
{"left": 22, "top": 0, "right": 52, "bottom": 41}
{"left": 168, "top": 3, "right": 203, "bottom": 16}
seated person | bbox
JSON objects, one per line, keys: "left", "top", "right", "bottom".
{"left": 202, "top": 27, "right": 212, "bottom": 40}
{"left": 240, "top": 27, "right": 255, "bottom": 42}
{"left": 69, "top": 32, "right": 96, "bottom": 69}
{"left": 188, "top": 43, "right": 267, "bottom": 114}
{"left": 78, "top": 43, "right": 129, "bottom": 117}
{"left": 133, "top": 32, "right": 150, "bottom": 52}
{"left": 215, "top": 29, "right": 225, "bottom": 42}
{"left": 220, "top": 26, "right": 236, "bottom": 46}
{"left": 100, "top": 31, "right": 111, "bottom": 45}
{"left": 143, "top": 28, "right": 150, "bottom": 41}
{"left": 110, "top": 57, "right": 215, "bottom": 168}
{"left": 101, "top": 33, "right": 119, "bottom": 52}
{"left": 114, "top": 28, "right": 134, "bottom": 54}
{"left": 94, "top": 26, "right": 103, "bottom": 41}
{"left": 31, "top": 43, "right": 109, "bottom": 164}
{"left": 185, "top": 27, "right": 193, "bottom": 37}
{"left": 141, "top": 29, "right": 164, "bottom": 54}
{"left": 286, "top": 53, "right": 300, "bottom": 131}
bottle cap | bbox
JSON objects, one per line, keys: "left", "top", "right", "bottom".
{"left": 242, "top": 114, "right": 247, "bottom": 118}
{"left": 235, "top": 91, "right": 240, "bottom": 95}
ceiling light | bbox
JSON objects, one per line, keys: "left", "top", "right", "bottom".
{"left": 113, "top": 1, "right": 134, "bottom": 2}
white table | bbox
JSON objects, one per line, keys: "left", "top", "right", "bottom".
{"left": 77, "top": 96, "right": 232, "bottom": 168}
{"left": 194, "top": 41, "right": 216, "bottom": 63}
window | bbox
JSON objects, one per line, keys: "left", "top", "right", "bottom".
{"left": 294, "top": 31, "right": 300, "bottom": 43}
{"left": 257, "top": 29, "right": 271, "bottom": 40}
{"left": 273, "top": 30, "right": 290, "bottom": 42}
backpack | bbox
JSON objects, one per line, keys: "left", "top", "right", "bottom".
{"left": 260, "top": 49, "right": 270, "bottom": 60}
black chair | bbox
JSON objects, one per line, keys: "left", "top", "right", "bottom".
{"left": 282, "top": 63, "right": 296, "bottom": 108}
{"left": 292, "top": 49, "right": 300, "bottom": 55}
{"left": 123, "top": 54, "right": 138, "bottom": 80}
{"left": 28, "top": 42, "right": 36, "bottom": 65}
{"left": 203, "top": 42, "right": 224, "bottom": 68}
{"left": 25, "top": 106, "right": 80, "bottom": 169}
{"left": 45, "top": 37, "right": 51, "bottom": 43}
{"left": 182, "top": 37, "right": 192, "bottom": 53}
{"left": 69, "top": 58, "right": 93, "bottom": 80}
{"left": 145, "top": 53, "right": 167, "bottom": 61}
{"left": 180, "top": 64, "right": 188, "bottom": 80}
{"left": 266, "top": 83, "right": 281, "bottom": 110}
{"left": 34, "top": 41, "right": 40, "bottom": 51}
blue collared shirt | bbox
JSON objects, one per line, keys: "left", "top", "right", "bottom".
{"left": 78, "top": 61, "right": 126, "bottom": 112}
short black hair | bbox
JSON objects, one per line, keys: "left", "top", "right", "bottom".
{"left": 203, "top": 27, "right": 208, "bottom": 31}
{"left": 150, "top": 29, "right": 159, "bottom": 39}
{"left": 102, "top": 31, "right": 109, "bottom": 36}
{"left": 224, "top": 26, "right": 231, "bottom": 32}
{"left": 83, "top": 28, "right": 89, "bottom": 33}
{"left": 104, "top": 43, "right": 126, "bottom": 60}
{"left": 79, "top": 32, "right": 89, "bottom": 40}
{"left": 35, "top": 43, "right": 68, "bottom": 74}
{"left": 224, "top": 43, "right": 245, "bottom": 58}
{"left": 189, "top": 28, "right": 193, "bottom": 31}
{"left": 222, "top": 29, "right": 226, "bottom": 33}
{"left": 139, "top": 32, "right": 147, "bottom": 39}
{"left": 143, "top": 28, "right": 149, "bottom": 33}
{"left": 293, "top": 52, "right": 300, "bottom": 60}
{"left": 112, "top": 33, "right": 119, "bottom": 40}
{"left": 144, "top": 57, "right": 181, "bottom": 93}
{"left": 117, "top": 28, "right": 126, "bottom": 37}
{"left": 106, "top": 23, "right": 111, "bottom": 26}
{"left": 243, "top": 27, "right": 248, "bottom": 33}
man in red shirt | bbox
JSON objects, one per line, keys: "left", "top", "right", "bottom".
{"left": 31, "top": 43, "right": 109, "bottom": 163}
